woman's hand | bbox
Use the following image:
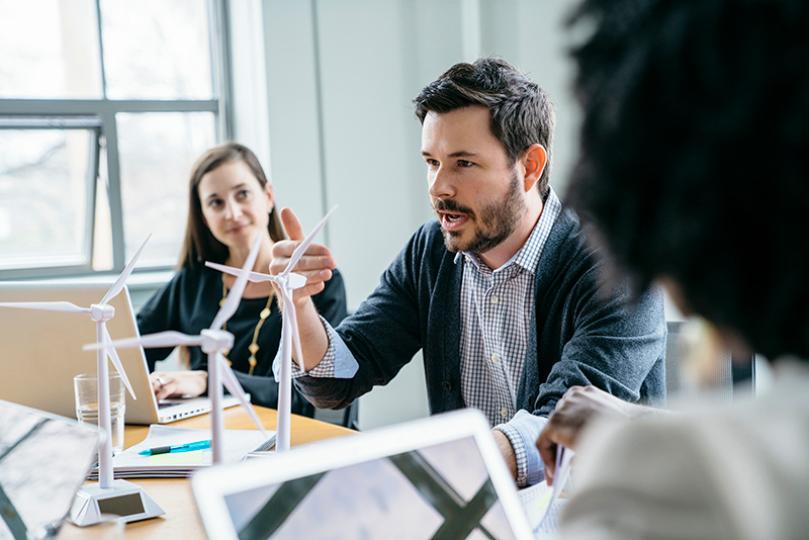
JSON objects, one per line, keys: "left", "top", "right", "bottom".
{"left": 150, "top": 371, "right": 207, "bottom": 401}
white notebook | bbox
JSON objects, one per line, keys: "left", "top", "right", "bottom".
{"left": 88, "top": 425, "right": 277, "bottom": 479}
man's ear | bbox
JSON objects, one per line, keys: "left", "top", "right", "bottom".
{"left": 520, "top": 144, "right": 548, "bottom": 192}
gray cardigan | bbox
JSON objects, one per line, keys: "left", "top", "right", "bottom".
{"left": 296, "top": 208, "right": 667, "bottom": 416}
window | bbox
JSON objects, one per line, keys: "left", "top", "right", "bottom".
{"left": 0, "top": 0, "right": 230, "bottom": 278}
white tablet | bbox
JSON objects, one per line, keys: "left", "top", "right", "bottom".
{"left": 192, "top": 409, "right": 533, "bottom": 540}
{"left": 0, "top": 400, "right": 99, "bottom": 539}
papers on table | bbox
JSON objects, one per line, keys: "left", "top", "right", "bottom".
{"left": 88, "top": 425, "right": 276, "bottom": 479}
{"left": 518, "top": 481, "right": 568, "bottom": 539}
{"left": 517, "top": 446, "right": 575, "bottom": 539}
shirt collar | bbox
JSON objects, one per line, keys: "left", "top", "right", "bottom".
{"left": 453, "top": 187, "right": 562, "bottom": 274}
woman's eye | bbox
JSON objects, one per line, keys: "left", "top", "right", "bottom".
{"left": 236, "top": 189, "right": 250, "bottom": 200}
{"left": 208, "top": 199, "right": 223, "bottom": 209}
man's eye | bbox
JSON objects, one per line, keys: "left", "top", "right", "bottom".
{"left": 457, "top": 160, "right": 474, "bottom": 168}
{"left": 425, "top": 159, "right": 439, "bottom": 168}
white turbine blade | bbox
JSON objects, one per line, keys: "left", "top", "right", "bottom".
{"left": 210, "top": 234, "right": 262, "bottom": 331}
{"left": 205, "top": 261, "right": 277, "bottom": 284}
{"left": 103, "top": 326, "right": 136, "bottom": 400}
{"left": 281, "top": 290, "right": 305, "bottom": 369}
{"left": 83, "top": 331, "right": 202, "bottom": 351}
{"left": 0, "top": 301, "right": 90, "bottom": 313}
{"left": 284, "top": 206, "right": 337, "bottom": 274}
{"left": 217, "top": 355, "right": 268, "bottom": 437}
{"left": 101, "top": 234, "right": 151, "bottom": 305}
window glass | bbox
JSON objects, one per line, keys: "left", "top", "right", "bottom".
{"left": 116, "top": 112, "right": 216, "bottom": 267}
{"left": 0, "top": 129, "right": 94, "bottom": 270}
{"left": 100, "top": 0, "right": 214, "bottom": 100}
{"left": 0, "top": 0, "right": 102, "bottom": 98}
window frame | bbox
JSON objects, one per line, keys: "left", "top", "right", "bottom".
{"left": 0, "top": 0, "right": 233, "bottom": 280}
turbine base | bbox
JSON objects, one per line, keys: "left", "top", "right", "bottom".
{"left": 69, "top": 479, "right": 164, "bottom": 527}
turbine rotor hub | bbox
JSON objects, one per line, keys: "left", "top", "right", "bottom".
{"left": 89, "top": 304, "right": 115, "bottom": 322}
{"left": 200, "top": 329, "right": 234, "bottom": 353}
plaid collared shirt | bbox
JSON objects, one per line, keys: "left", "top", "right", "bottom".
{"left": 456, "top": 189, "right": 561, "bottom": 481}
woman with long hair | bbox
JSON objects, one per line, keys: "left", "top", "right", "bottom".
{"left": 137, "top": 142, "right": 347, "bottom": 416}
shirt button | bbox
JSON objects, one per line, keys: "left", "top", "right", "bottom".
{"left": 490, "top": 295, "right": 499, "bottom": 304}
{"left": 500, "top": 407, "right": 509, "bottom": 419}
{"left": 490, "top": 353, "right": 500, "bottom": 364}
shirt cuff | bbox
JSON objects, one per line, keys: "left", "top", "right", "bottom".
{"left": 287, "top": 317, "right": 358, "bottom": 379}
{"left": 494, "top": 410, "right": 548, "bottom": 487}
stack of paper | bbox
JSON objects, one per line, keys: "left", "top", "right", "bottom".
{"left": 518, "top": 481, "right": 569, "bottom": 538}
{"left": 518, "top": 447, "right": 575, "bottom": 538}
{"left": 88, "top": 425, "right": 276, "bottom": 479}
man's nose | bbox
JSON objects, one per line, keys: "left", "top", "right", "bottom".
{"left": 428, "top": 166, "right": 454, "bottom": 200}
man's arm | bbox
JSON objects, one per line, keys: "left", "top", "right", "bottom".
{"left": 272, "top": 208, "right": 429, "bottom": 410}
{"left": 291, "top": 229, "right": 426, "bottom": 409}
{"left": 500, "top": 270, "right": 667, "bottom": 486}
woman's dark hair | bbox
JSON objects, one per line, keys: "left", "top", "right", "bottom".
{"left": 413, "top": 57, "right": 556, "bottom": 197}
{"left": 566, "top": 0, "right": 809, "bottom": 359}
{"left": 177, "top": 142, "right": 285, "bottom": 269}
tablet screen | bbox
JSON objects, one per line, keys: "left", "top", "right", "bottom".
{"left": 223, "top": 435, "right": 517, "bottom": 540}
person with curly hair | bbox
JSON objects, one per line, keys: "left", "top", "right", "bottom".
{"left": 539, "top": 0, "right": 809, "bottom": 537}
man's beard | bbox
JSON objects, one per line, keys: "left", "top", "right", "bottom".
{"left": 435, "top": 174, "right": 525, "bottom": 254}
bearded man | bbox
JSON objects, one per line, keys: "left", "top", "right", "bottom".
{"left": 271, "top": 58, "right": 666, "bottom": 487}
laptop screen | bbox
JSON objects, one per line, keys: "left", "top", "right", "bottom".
{"left": 0, "top": 401, "right": 98, "bottom": 539}
{"left": 225, "top": 436, "right": 515, "bottom": 539}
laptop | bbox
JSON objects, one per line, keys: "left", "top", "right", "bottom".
{"left": 0, "top": 281, "right": 240, "bottom": 424}
{"left": 0, "top": 400, "right": 98, "bottom": 539}
{"left": 192, "top": 409, "right": 535, "bottom": 540}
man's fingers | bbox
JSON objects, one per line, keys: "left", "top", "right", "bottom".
{"left": 296, "top": 269, "right": 333, "bottom": 282}
{"left": 295, "top": 281, "right": 326, "bottom": 299}
{"left": 270, "top": 244, "right": 334, "bottom": 276}
{"left": 280, "top": 255, "right": 336, "bottom": 272}
{"left": 280, "top": 207, "right": 305, "bottom": 241}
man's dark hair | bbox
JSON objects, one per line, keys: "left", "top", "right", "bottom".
{"left": 567, "top": 0, "right": 809, "bottom": 360}
{"left": 414, "top": 58, "right": 555, "bottom": 196}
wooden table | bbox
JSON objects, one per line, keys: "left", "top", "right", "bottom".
{"left": 59, "top": 407, "right": 354, "bottom": 539}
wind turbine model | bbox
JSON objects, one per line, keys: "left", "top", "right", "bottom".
{"left": 85, "top": 234, "right": 269, "bottom": 465}
{"left": 204, "top": 207, "right": 336, "bottom": 452}
{"left": 0, "top": 236, "right": 165, "bottom": 526}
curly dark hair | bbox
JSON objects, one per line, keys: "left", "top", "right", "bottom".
{"left": 567, "top": 0, "right": 809, "bottom": 360}
{"left": 413, "top": 57, "right": 556, "bottom": 196}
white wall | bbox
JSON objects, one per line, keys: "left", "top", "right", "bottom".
{"left": 246, "top": 0, "right": 580, "bottom": 430}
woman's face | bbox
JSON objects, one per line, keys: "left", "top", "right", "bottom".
{"left": 197, "top": 160, "right": 274, "bottom": 251}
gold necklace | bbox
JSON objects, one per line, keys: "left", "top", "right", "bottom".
{"left": 220, "top": 279, "right": 274, "bottom": 376}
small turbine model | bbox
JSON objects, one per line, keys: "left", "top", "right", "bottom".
{"left": 205, "top": 207, "right": 336, "bottom": 452}
{"left": 0, "top": 236, "right": 165, "bottom": 526}
{"left": 85, "top": 234, "right": 269, "bottom": 465}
